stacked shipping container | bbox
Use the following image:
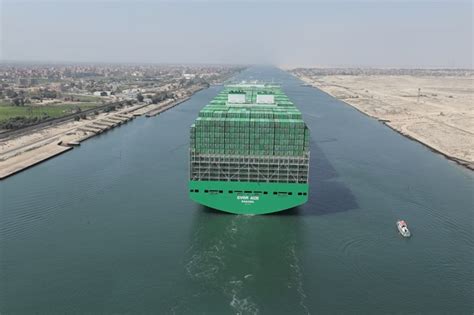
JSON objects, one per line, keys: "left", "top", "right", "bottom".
{"left": 190, "top": 86, "right": 310, "bottom": 157}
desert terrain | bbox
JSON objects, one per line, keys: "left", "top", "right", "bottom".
{"left": 291, "top": 69, "right": 473, "bottom": 169}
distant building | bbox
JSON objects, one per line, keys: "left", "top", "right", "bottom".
{"left": 120, "top": 88, "right": 144, "bottom": 100}
{"left": 17, "top": 78, "right": 29, "bottom": 87}
{"left": 121, "top": 88, "right": 144, "bottom": 94}
{"left": 183, "top": 73, "right": 195, "bottom": 80}
{"left": 93, "top": 91, "right": 112, "bottom": 96}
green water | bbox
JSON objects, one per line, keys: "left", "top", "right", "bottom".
{"left": 1, "top": 67, "right": 472, "bottom": 314}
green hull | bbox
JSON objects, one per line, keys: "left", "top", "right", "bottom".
{"left": 189, "top": 180, "right": 308, "bottom": 215}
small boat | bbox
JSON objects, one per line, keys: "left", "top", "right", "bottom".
{"left": 396, "top": 220, "right": 411, "bottom": 237}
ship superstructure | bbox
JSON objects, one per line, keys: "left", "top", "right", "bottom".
{"left": 189, "top": 83, "right": 310, "bottom": 214}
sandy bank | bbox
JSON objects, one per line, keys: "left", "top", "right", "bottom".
{"left": 294, "top": 73, "right": 473, "bottom": 170}
{"left": 0, "top": 94, "right": 196, "bottom": 179}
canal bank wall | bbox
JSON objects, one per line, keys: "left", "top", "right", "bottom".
{"left": 0, "top": 90, "right": 203, "bottom": 180}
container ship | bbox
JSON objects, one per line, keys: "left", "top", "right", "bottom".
{"left": 189, "top": 83, "right": 310, "bottom": 214}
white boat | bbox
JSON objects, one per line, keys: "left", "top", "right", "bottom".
{"left": 397, "top": 220, "right": 411, "bottom": 237}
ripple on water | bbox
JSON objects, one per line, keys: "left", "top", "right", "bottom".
{"left": 1, "top": 160, "right": 125, "bottom": 242}
{"left": 185, "top": 239, "right": 225, "bottom": 281}
{"left": 287, "top": 242, "right": 310, "bottom": 315}
{"left": 182, "top": 215, "right": 263, "bottom": 314}
{"left": 226, "top": 279, "right": 259, "bottom": 315}
{"left": 1, "top": 190, "right": 72, "bottom": 241}
{"left": 337, "top": 231, "right": 384, "bottom": 283}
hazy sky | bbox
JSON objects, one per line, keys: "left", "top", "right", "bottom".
{"left": 1, "top": 0, "right": 472, "bottom": 68}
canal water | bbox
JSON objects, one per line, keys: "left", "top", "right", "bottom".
{"left": 1, "top": 67, "right": 472, "bottom": 314}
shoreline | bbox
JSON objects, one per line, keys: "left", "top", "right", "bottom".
{"left": 0, "top": 86, "right": 206, "bottom": 180}
{"left": 293, "top": 74, "right": 473, "bottom": 171}
{"left": 346, "top": 96, "right": 474, "bottom": 171}
{"left": 0, "top": 145, "right": 73, "bottom": 180}
{"left": 382, "top": 122, "right": 473, "bottom": 171}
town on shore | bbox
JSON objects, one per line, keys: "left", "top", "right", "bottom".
{"left": 0, "top": 63, "right": 244, "bottom": 179}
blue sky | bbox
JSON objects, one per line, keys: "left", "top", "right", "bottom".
{"left": 1, "top": 0, "right": 472, "bottom": 67}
